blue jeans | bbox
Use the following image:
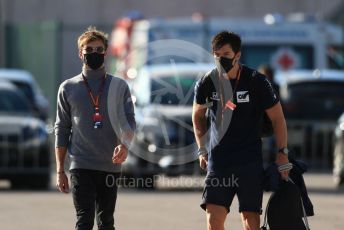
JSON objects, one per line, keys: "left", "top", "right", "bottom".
{"left": 70, "top": 169, "right": 120, "bottom": 230}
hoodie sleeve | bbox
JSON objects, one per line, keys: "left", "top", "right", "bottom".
{"left": 54, "top": 81, "right": 72, "bottom": 148}
{"left": 120, "top": 82, "right": 136, "bottom": 133}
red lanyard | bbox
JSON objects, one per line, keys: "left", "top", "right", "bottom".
{"left": 81, "top": 73, "right": 107, "bottom": 110}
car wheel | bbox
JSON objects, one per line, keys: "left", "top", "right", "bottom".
{"left": 10, "top": 174, "right": 50, "bottom": 190}
{"left": 120, "top": 174, "right": 156, "bottom": 189}
{"left": 135, "top": 174, "right": 156, "bottom": 190}
{"left": 28, "top": 174, "right": 51, "bottom": 190}
{"left": 10, "top": 176, "right": 27, "bottom": 190}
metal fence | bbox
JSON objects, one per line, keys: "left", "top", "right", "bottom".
{"left": 263, "top": 120, "right": 337, "bottom": 170}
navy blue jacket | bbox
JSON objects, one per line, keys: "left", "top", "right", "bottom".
{"left": 263, "top": 156, "right": 314, "bottom": 217}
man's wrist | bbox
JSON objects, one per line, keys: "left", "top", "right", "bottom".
{"left": 278, "top": 147, "right": 289, "bottom": 156}
{"left": 277, "top": 152, "right": 288, "bottom": 158}
{"left": 57, "top": 171, "right": 65, "bottom": 174}
{"left": 197, "top": 147, "right": 208, "bottom": 156}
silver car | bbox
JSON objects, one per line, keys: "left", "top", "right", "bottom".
{"left": 0, "top": 69, "right": 49, "bottom": 121}
{"left": 0, "top": 81, "right": 51, "bottom": 189}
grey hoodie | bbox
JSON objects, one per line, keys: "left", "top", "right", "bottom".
{"left": 54, "top": 67, "right": 136, "bottom": 173}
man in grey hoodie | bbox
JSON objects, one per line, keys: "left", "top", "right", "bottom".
{"left": 55, "top": 27, "right": 136, "bottom": 230}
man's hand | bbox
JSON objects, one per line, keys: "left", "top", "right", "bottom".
{"left": 112, "top": 144, "right": 128, "bottom": 164}
{"left": 56, "top": 172, "right": 69, "bottom": 193}
{"left": 275, "top": 153, "right": 290, "bottom": 180}
{"left": 199, "top": 154, "right": 208, "bottom": 171}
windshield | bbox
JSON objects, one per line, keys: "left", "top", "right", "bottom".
{"left": 150, "top": 76, "right": 197, "bottom": 105}
{"left": 0, "top": 89, "right": 31, "bottom": 113}
{"left": 282, "top": 81, "right": 344, "bottom": 120}
{"left": 11, "top": 81, "right": 35, "bottom": 103}
{"left": 327, "top": 46, "right": 344, "bottom": 70}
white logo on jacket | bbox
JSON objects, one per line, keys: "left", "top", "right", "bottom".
{"left": 236, "top": 91, "right": 250, "bottom": 103}
{"left": 211, "top": 92, "right": 220, "bottom": 101}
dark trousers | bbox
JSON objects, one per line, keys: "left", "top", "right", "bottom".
{"left": 70, "top": 169, "right": 120, "bottom": 230}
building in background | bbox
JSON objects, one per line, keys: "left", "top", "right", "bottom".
{"left": 0, "top": 0, "right": 343, "bottom": 120}
{"left": 109, "top": 16, "right": 343, "bottom": 79}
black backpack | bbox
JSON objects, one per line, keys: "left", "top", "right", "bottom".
{"left": 261, "top": 179, "right": 311, "bottom": 230}
{"left": 249, "top": 70, "right": 274, "bottom": 138}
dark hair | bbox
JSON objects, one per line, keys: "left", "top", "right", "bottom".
{"left": 212, "top": 31, "right": 241, "bottom": 53}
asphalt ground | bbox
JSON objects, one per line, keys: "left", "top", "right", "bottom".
{"left": 0, "top": 173, "right": 343, "bottom": 230}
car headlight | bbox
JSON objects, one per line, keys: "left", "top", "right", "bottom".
{"left": 22, "top": 126, "right": 48, "bottom": 142}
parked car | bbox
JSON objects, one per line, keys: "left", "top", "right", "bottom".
{"left": 333, "top": 112, "right": 344, "bottom": 186}
{"left": 123, "top": 63, "right": 213, "bottom": 187}
{"left": 277, "top": 70, "right": 344, "bottom": 121}
{"left": 0, "top": 81, "right": 51, "bottom": 189}
{"left": 275, "top": 70, "right": 344, "bottom": 169}
{"left": 0, "top": 69, "right": 49, "bottom": 121}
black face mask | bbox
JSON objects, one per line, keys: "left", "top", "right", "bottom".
{"left": 83, "top": 52, "right": 104, "bottom": 70}
{"left": 218, "top": 56, "right": 235, "bottom": 73}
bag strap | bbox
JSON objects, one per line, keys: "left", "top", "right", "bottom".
{"left": 261, "top": 191, "right": 272, "bottom": 229}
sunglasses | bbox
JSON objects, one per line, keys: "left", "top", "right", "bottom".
{"left": 83, "top": 46, "right": 106, "bottom": 54}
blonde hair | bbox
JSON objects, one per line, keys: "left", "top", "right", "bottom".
{"left": 77, "top": 26, "right": 108, "bottom": 51}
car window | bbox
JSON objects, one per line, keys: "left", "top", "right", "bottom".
{"left": 327, "top": 46, "right": 344, "bottom": 70}
{"left": 11, "top": 81, "right": 35, "bottom": 103}
{"left": 150, "top": 76, "right": 197, "bottom": 105}
{"left": 288, "top": 81, "right": 344, "bottom": 97}
{"left": 282, "top": 81, "right": 344, "bottom": 120}
{"left": 147, "top": 56, "right": 195, "bottom": 65}
{"left": 0, "top": 89, "right": 31, "bottom": 113}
